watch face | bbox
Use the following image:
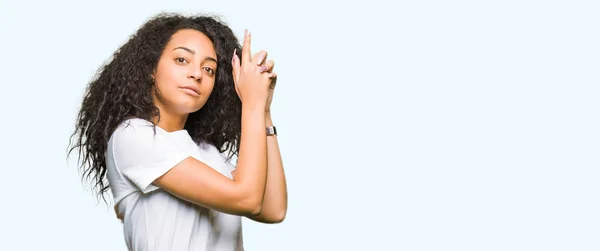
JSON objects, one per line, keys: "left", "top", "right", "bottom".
{"left": 266, "top": 126, "right": 277, "bottom": 135}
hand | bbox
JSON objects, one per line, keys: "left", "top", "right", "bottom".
{"left": 244, "top": 47, "right": 277, "bottom": 112}
{"left": 257, "top": 50, "right": 277, "bottom": 112}
{"left": 231, "top": 30, "right": 276, "bottom": 110}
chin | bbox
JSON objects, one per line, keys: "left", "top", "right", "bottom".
{"left": 181, "top": 102, "right": 208, "bottom": 114}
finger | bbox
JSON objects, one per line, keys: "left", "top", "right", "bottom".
{"left": 231, "top": 49, "right": 241, "bottom": 97}
{"left": 269, "top": 73, "right": 278, "bottom": 89}
{"left": 231, "top": 48, "right": 241, "bottom": 83}
{"left": 255, "top": 50, "right": 268, "bottom": 66}
{"left": 252, "top": 51, "right": 261, "bottom": 65}
{"left": 261, "top": 60, "right": 275, "bottom": 73}
{"left": 241, "top": 29, "right": 252, "bottom": 65}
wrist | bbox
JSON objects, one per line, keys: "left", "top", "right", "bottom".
{"left": 242, "top": 102, "right": 267, "bottom": 114}
{"left": 265, "top": 112, "right": 273, "bottom": 127}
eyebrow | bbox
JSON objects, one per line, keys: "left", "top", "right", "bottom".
{"left": 173, "top": 46, "right": 217, "bottom": 63}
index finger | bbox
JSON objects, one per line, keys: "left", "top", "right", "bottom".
{"left": 242, "top": 29, "right": 252, "bottom": 65}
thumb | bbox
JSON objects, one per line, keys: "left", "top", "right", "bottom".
{"left": 231, "top": 49, "right": 241, "bottom": 83}
{"left": 231, "top": 49, "right": 241, "bottom": 95}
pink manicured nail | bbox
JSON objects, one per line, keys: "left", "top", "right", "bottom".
{"left": 260, "top": 65, "right": 267, "bottom": 72}
{"left": 256, "top": 53, "right": 265, "bottom": 65}
{"left": 232, "top": 49, "right": 237, "bottom": 64}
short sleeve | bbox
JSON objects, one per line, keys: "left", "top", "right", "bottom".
{"left": 220, "top": 151, "right": 237, "bottom": 174}
{"left": 110, "top": 120, "right": 190, "bottom": 193}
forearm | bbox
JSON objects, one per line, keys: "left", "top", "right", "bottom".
{"left": 250, "top": 113, "right": 288, "bottom": 223}
{"left": 233, "top": 106, "right": 268, "bottom": 215}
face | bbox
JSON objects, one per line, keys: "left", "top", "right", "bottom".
{"left": 152, "top": 29, "right": 218, "bottom": 116}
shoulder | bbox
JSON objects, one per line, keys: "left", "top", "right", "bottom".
{"left": 110, "top": 118, "right": 159, "bottom": 147}
{"left": 116, "top": 117, "right": 155, "bottom": 132}
{"left": 114, "top": 117, "right": 156, "bottom": 135}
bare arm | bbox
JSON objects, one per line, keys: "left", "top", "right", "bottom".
{"left": 241, "top": 112, "right": 288, "bottom": 223}
{"left": 155, "top": 108, "right": 267, "bottom": 216}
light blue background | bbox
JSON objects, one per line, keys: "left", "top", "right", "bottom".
{"left": 0, "top": 0, "right": 598, "bottom": 250}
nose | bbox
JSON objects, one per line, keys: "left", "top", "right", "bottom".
{"left": 188, "top": 67, "right": 202, "bottom": 83}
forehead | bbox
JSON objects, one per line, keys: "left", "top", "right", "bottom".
{"left": 165, "top": 29, "right": 216, "bottom": 57}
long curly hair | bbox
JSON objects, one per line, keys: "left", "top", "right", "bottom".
{"left": 68, "top": 13, "right": 243, "bottom": 201}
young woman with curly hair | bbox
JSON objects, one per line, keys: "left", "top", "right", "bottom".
{"left": 68, "top": 13, "right": 287, "bottom": 250}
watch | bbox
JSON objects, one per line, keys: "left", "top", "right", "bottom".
{"left": 266, "top": 126, "right": 277, "bottom": 136}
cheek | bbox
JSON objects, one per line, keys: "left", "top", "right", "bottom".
{"left": 155, "top": 61, "right": 182, "bottom": 84}
{"left": 203, "top": 79, "right": 216, "bottom": 94}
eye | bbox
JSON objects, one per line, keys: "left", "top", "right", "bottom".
{"left": 203, "top": 67, "right": 215, "bottom": 76}
{"left": 175, "top": 57, "right": 188, "bottom": 64}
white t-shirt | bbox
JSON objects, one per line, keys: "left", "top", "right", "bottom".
{"left": 105, "top": 118, "right": 243, "bottom": 251}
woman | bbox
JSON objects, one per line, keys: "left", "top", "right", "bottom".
{"left": 68, "top": 13, "right": 287, "bottom": 250}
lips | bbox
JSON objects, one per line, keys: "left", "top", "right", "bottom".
{"left": 180, "top": 85, "right": 200, "bottom": 96}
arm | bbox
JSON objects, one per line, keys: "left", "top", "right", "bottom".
{"left": 154, "top": 108, "right": 267, "bottom": 217}
{"left": 237, "top": 112, "right": 288, "bottom": 223}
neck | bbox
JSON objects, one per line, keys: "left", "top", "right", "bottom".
{"left": 152, "top": 91, "right": 188, "bottom": 132}
{"left": 153, "top": 110, "right": 188, "bottom": 132}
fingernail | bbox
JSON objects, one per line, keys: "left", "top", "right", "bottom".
{"left": 260, "top": 65, "right": 267, "bottom": 72}
{"left": 232, "top": 49, "right": 237, "bottom": 64}
{"left": 245, "top": 29, "right": 249, "bottom": 37}
{"left": 256, "top": 55, "right": 263, "bottom": 65}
